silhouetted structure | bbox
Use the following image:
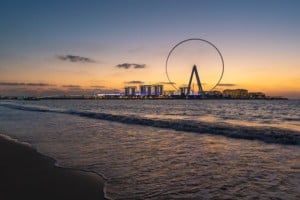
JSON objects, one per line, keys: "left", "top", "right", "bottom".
{"left": 223, "top": 89, "right": 248, "bottom": 99}
{"left": 205, "top": 90, "right": 223, "bottom": 98}
{"left": 187, "top": 65, "right": 203, "bottom": 96}
{"left": 249, "top": 92, "right": 266, "bottom": 99}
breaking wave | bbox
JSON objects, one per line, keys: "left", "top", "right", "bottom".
{"left": 1, "top": 102, "right": 299, "bottom": 145}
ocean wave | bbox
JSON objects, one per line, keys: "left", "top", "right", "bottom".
{"left": 284, "top": 117, "right": 300, "bottom": 122}
{"left": 1, "top": 102, "right": 299, "bottom": 145}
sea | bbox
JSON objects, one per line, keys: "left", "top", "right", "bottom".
{"left": 0, "top": 99, "right": 299, "bottom": 199}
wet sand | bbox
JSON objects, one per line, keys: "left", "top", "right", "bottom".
{"left": 0, "top": 135, "right": 106, "bottom": 200}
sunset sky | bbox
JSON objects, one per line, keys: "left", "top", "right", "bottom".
{"left": 0, "top": 0, "right": 299, "bottom": 98}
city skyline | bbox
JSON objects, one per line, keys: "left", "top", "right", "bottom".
{"left": 0, "top": 0, "right": 299, "bottom": 98}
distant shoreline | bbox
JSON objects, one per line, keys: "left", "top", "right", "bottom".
{"left": 0, "top": 96, "right": 289, "bottom": 101}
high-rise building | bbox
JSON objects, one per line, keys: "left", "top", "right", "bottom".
{"left": 140, "top": 85, "right": 152, "bottom": 96}
{"left": 153, "top": 85, "right": 163, "bottom": 96}
{"left": 124, "top": 86, "right": 137, "bottom": 96}
{"left": 179, "top": 87, "right": 189, "bottom": 96}
{"left": 139, "top": 84, "right": 164, "bottom": 96}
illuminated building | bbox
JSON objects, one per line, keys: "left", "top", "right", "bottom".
{"left": 223, "top": 89, "right": 249, "bottom": 99}
{"left": 140, "top": 85, "right": 164, "bottom": 96}
{"left": 140, "top": 85, "right": 152, "bottom": 96}
{"left": 124, "top": 86, "right": 137, "bottom": 96}
{"left": 153, "top": 85, "right": 163, "bottom": 96}
{"left": 205, "top": 90, "right": 222, "bottom": 98}
{"left": 179, "top": 87, "right": 189, "bottom": 96}
{"left": 163, "top": 90, "right": 175, "bottom": 96}
{"left": 249, "top": 92, "right": 266, "bottom": 99}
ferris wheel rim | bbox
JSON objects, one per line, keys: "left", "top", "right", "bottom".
{"left": 165, "top": 38, "right": 224, "bottom": 92}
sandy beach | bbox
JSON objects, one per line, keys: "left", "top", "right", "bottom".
{"left": 0, "top": 135, "right": 106, "bottom": 200}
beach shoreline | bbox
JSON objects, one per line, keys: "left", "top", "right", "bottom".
{"left": 0, "top": 134, "right": 106, "bottom": 200}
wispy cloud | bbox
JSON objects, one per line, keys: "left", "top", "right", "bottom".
{"left": 62, "top": 85, "right": 81, "bottom": 88}
{"left": 0, "top": 82, "right": 123, "bottom": 97}
{"left": 57, "top": 55, "right": 96, "bottom": 63}
{"left": 0, "top": 82, "right": 53, "bottom": 86}
{"left": 124, "top": 80, "right": 144, "bottom": 84}
{"left": 99, "top": 88, "right": 122, "bottom": 93}
{"left": 133, "top": 64, "right": 146, "bottom": 69}
{"left": 90, "top": 85, "right": 106, "bottom": 88}
{"left": 116, "top": 63, "right": 146, "bottom": 69}
{"left": 157, "top": 81, "right": 176, "bottom": 85}
{"left": 218, "top": 83, "right": 237, "bottom": 87}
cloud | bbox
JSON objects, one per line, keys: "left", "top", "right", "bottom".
{"left": 133, "top": 64, "right": 146, "bottom": 69}
{"left": 57, "top": 55, "right": 96, "bottom": 63}
{"left": 0, "top": 82, "right": 53, "bottom": 86}
{"left": 90, "top": 85, "right": 106, "bottom": 88}
{"left": 124, "top": 80, "right": 144, "bottom": 84}
{"left": 116, "top": 63, "right": 131, "bottom": 69}
{"left": 116, "top": 63, "right": 146, "bottom": 69}
{"left": 0, "top": 82, "right": 123, "bottom": 97}
{"left": 157, "top": 81, "right": 176, "bottom": 85}
{"left": 26, "top": 83, "right": 51, "bottom": 86}
{"left": 218, "top": 83, "right": 237, "bottom": 87}
{"left": 98, "top": 88, "right": 122, "bottom": 93}
{"left": 62, "top": 85, "right": 81, "bottom": 88}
